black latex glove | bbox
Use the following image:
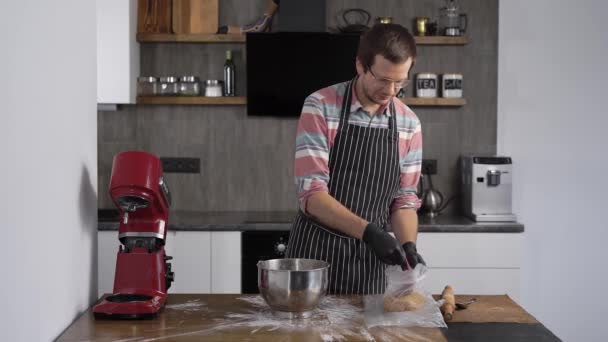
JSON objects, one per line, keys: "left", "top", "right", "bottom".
{"left": 402, "top": 241, "right": 426, "bottom": 269}
{"left": 362, "top": 223, "right": 407, "bottom": 269}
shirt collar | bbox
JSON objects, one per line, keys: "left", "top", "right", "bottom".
{"left": 349, "top": 78, "right": 392, "bottom": 117}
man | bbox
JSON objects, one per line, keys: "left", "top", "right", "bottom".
{"left": 285, "top": 24, "right": 425, "bottom": 295}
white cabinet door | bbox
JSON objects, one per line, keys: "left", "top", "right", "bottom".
{"left": 165, "top": 231, "right": 212, "bottom": 293}
{"left": 416, "top": 233, "right": 522, "bottom": 303}
{"left": 98, "top": 231, "right": 119, "bottom": 297}
{"left": 211, "top": 232, "right": 242, "bottom": 293}
{"left": 417, "top": 233, "right": 522, "bottom": 268}
{"left": 96, "top": 0, "right": 139, "bottom": 104}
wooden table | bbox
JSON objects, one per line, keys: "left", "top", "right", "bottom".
{"left": 57, "top": 294, "right": 560, "bottom": 341}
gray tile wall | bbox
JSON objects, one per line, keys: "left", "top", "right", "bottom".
{"left": 98, "top": 0, "right": 498, "bottom": 214}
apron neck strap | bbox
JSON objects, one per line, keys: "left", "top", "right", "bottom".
{"left": 340, "top": 77, "right": 397, "bottom": 133}
{"left": 338, "top": 77, "right": 356, "bottom": 128}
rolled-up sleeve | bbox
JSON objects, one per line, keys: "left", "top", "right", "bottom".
{"left": 391, "top": 118, "right": 422, "bottom": 212}
{"left": 294, "top": 95, "right": 330, "bottom": 212}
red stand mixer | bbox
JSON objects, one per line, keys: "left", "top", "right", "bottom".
{"left": 93, "top": 151, "right": 174, "bottom": 319}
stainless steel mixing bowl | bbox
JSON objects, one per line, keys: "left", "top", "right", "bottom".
{"left": 257, "top": 258, "right": 329, "bottom": 318}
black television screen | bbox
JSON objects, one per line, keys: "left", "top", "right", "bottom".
{"left": 246, "top": 32, "right": 361, "bottom": 117}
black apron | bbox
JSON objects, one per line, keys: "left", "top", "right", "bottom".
{"left": 285, "top": 78, "right": 401, "bottom": 295}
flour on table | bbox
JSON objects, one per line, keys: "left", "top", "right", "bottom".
{"left": 217, "top": 295, "right": 374, "bottom": 341}
{"left": 165, "top": 298, "right": 208, "bottom": 312}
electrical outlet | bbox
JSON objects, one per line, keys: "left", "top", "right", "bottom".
{"left": 422, "top": 159, "right": 437, "bottom": 175}
{"left": 161, "top": 157, "right": 200, "bottom": 173}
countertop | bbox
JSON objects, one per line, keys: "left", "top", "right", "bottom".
{"left": 98, "top": 210, "right": 524, "bottom": 233}
{"left": 57, "top": 294, "right": 559, "bottom": 341}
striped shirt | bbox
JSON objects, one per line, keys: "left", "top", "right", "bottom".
{"left": 295, "top": 80, "right": 422, "bottom": 213}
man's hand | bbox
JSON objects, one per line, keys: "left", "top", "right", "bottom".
{"left": 402, "top": 241, "right": 426, "bottom": 269}
{"left": 362, "top": 223, "right": 407, "bottom": 268}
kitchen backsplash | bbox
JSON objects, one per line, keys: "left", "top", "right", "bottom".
{"left": 98, "top": 0, "right": 498, "bottom": 214}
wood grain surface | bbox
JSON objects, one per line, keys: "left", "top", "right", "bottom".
{"left": 137, "top": 0, "right": 173, "bottom": 33}
{"left": 172, "top": 0, "right": 219, "bottom": 34}
{"left": 57, "top": 294, "right": 538, "bottom": 341}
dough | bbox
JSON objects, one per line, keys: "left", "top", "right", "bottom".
{"left": 383, "top": 291, "right": 427, "bottom": 312}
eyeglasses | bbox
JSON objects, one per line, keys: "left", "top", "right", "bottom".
{"left": 368, "top": 68, "right": 410, "bottom": 90}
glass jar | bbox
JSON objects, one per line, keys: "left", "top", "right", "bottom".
{"left": 178, "top": 76, "right": 201, "bottom": 96}
{"left": 158, "top": 76, "right": 178, "bottom": 96}
{"left": 204, "top": 80, "right": 224, "bottom": 97}
{"left": 137, "top": 76, "right": 158, "bottom": 96}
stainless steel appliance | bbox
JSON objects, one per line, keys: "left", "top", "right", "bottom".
{"left": 461, "top": 155, "right": 517, "bottom": 222}
{"left": 257, "top": 258, "right": 328, "bottom": 318}
{"left": 241, "top": 230, "right": 290, "bottom": 294}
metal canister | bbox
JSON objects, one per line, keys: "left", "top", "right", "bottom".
{"left": 441, "top": 73, "right": 463, "bottom": 98}
{"left": 415, "top": 17, "right": 429, "bottom": 36}
{"left": 415, "top": 73, "right": 438, "bottom": 98}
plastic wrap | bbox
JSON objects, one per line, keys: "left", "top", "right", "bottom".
{"left": 364, "top": 264, "right": 447, "bottom": 328}
{"left": 386, "top": 263, "right": 428, "bottom": 297}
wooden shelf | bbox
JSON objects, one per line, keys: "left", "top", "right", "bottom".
{"left": 402, "top": 97, "right": 466, "bottom": 106}
{"left": 137, "top": 33, "right": 245, "bottom": 43}
{"left": 414, "top": 36, "right": 469, "bottom": 45}
{"left": 137, "top": 33, "right": 468, "bottom": 45}
{"left": 137, "top": 96, "right": 464, "bottom": 107}
{"left": 137, "top": 96, "right": 246, "bottom": 105}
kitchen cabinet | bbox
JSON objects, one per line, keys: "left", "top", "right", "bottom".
{"left": 210, "top": 232, "right": 241, "bottom": 293}
{"left": 417, "top": 232, "right": 522, "bottom": 303}
{"left": 164, "top": 231, "right": 212, "bottom": 293}
{"left": 96, "top": 0, "right": 139, "bottom": 104}
{"left": 98, "top": 231, "right": 520, "bottom": 299}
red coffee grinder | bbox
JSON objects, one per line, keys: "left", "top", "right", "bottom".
{"left": 93, "top": 151, "right": 174, "bottom": 319}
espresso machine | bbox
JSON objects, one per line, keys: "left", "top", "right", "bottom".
{"left": 461, "top": 155, "right": 517, "bottom": 222}
{"left": 93, "top": 151, "right": 174, "bottom": 319}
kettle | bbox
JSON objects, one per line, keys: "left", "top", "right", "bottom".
{"left": 418, "top": 173, "right": 445, "bottom": 217}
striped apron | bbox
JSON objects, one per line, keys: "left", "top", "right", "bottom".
{"left": 285, "top": 78, "right": 401, "bottom": 295}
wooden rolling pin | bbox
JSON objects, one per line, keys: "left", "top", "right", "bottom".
{"left": 440, "top": 285, "right": 455, "bottom": 321}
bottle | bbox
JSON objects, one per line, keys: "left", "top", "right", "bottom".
{"left": 223, "top": 50, "right": 235, "bottom": 96}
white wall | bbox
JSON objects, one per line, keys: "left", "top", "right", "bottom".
{"left": 0, "top": 1, "right": 97, "bottom": 341}
{"left": 498, "top": 1, "right": 608, "bottom": 341}
{"left": 97, "top": 0, "right": 139, "bottom": 104}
